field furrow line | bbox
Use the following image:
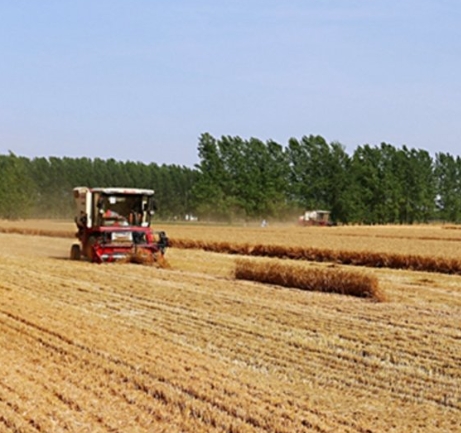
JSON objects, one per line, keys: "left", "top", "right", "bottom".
{"left": 3, "top": 275, "right": 459, "bottom": 410}
{"left": 4, "top": 278, "right": 458, "bottom": 413}
{"left": 92, "top": 300, "right": 460, "bottom": 397}
{"left": 1, "top": 314, "right": 246, "bottom": 432}
{"left": 0, "top": 300, "right": 376, "bottom": 433}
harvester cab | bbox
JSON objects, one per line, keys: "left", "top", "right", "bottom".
{"left": 71, "top": 187, "right": 168, "bottom": 263}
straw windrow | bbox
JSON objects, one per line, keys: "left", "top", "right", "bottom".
{"left": 170, "top": 238, "right": 461, "bottom": 275}
{"left": 234, "top": 258, "right": 384, "bottom": 301}
{"left": 2, "top": 227, "right": 461, "bottom": 275}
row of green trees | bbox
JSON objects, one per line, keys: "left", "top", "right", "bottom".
{"left": 1, "top": 133, "right": 460, "bottom": 223}
{"left": 0, "top": 153, "right": 196, "bottom": 220}
{"left": 193, "top": 133, "right": 460, "bottom": 224}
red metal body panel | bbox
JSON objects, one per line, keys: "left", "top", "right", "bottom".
{"left": 76, "top": 225, "right": 166, "bottom": 263}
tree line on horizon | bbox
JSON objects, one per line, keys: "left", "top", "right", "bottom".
{"left": 1, "top": 132, "right": 461, "bottom": 224}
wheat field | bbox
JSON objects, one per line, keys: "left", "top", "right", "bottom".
{"left": 0, "top": 220, "right": 460, "bottom": 432}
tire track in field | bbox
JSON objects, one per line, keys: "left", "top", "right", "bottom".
{"left": 0, "top": 318, "right": 155, "bottom": 432}
{"left": 2, "top": 260, "right": 459, "bottom": 415}
{"left": 0, "top": 305, "right": 366, "bottom": 433}
{"left": 69, "top": 276, "right": 459, "bottom": 410}
{"left": 5, "top": 286, "right": 458, "bottom": 417}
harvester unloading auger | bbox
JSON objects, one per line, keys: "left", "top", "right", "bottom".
{"left": 70, "top": 187, "right": 169, "bottom": 264}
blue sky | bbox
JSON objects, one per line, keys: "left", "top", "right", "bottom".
{"left": 1, "top": 0, "right": 460, "bottom": 167}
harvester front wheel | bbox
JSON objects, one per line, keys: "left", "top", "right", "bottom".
{"left": 70, "top": 244, "right": 81, "bottom": 260}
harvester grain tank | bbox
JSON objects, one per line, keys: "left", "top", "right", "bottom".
{"left": 71, "top": 186, "right": 168, "bottom": 263}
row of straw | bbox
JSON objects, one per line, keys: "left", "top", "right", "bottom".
{"left": 170, "top": 238, "right": 461, "bottom": 275}
{"left": 235, "top": 258, "right": 384, "bottom": 301}
{"left": 2, "top": 226, "right": 460, "bottom": 275}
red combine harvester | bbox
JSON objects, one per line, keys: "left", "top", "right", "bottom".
{"left": 70, "top": 186, "right": 168, "bottom": 263}
{"left": 298, "top": 210, "right": 333, "bottom": 226}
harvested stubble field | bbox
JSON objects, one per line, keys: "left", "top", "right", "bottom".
{"left": 0, "top": 220, "right": 460, "bottom": 432}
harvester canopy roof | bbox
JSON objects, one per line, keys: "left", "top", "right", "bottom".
{"left": 73, "top": 187, "right": 155, "bottom": 196}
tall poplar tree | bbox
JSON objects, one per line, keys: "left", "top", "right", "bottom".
{"left": 0, "top": 152, "right": 35, "bottom": 219}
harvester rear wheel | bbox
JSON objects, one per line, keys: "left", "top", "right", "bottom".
{"left": 70, "top": 244, "right": 81, "bottom": 260}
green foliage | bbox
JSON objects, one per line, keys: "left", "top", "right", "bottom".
{"left": 287, "top": 136, "right": 353, "bottom": 222}
{"left": 434, "top": 153, "right": 461, "bottom": 222}
{"left": 192, "top": 133, "right": 290, "bottom": 221}
{"left": 194, "top": 134, "right": 439, "bottom": 224}
{"left": 0, "top": 153, "right": 195, "bottom": 220}
{"left": 348, "top": 143, "right": 436, "bottom": 224}
{"left": 0, "top": 152, "right": 35, "bottom": 219}
{"left": 0, "top": 134, "right": 453, "bottom": 225}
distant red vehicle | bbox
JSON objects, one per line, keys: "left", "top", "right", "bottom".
{"left": 71, "top": 187, "right": 168, "bottom": 263}
{"left": 298, "top": 210, "right": 333, "bottom": 226}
